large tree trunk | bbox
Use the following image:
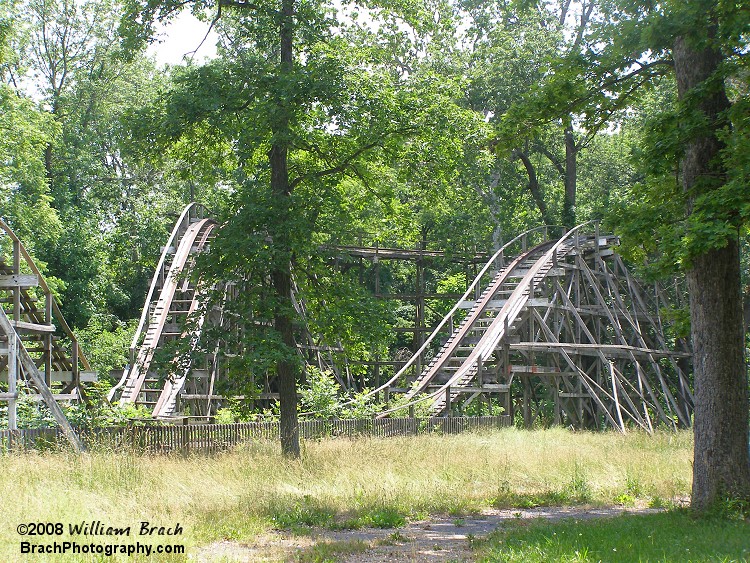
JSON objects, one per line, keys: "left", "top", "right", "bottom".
{"left": 269, "top": 0, "right": 300, "bottom": 458}
{"left": 673, "top": 31, "right": 750, "bottom": 510}
{"left": 562, "top": 125, "right": 577, "bottom": 228}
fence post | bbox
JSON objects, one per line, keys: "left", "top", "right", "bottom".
{"left": 8, "top": 333, "right": 17, "bottom": 431}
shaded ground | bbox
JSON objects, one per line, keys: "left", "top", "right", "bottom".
{"left": 194, "top": 506, "right": 667, "bottom": 562}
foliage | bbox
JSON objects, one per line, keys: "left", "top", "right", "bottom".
{"left": 0, "top": 6, "right": 61, "bottom": 249}
{"left": 298, "top": 367, "right": 383, "bottom": 419}
{"left": 298, "top": 368, "right": 342, "bottom": 419}
{"left": 75, "top": 314, "right": 137, "bottom": 383}
{"left": 2, "top": 0, "right": 191, "bottom": 328}
{"left": 508, "top": 1, "right": 750, "bottom": 267}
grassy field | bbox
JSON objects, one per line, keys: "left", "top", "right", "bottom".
{"left": 474, "top": 510, "right": 750, "bottom": 562}
{"left": 0, "top": 428, "right": 700, "bottom": 561}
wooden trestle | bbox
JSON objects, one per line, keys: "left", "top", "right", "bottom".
{"left": 372, "top": 223, "right": 692, "bottom": 431}
{"left": 0, "top": 219, "right": 92, "bottom": 450}
{"left": 115, "top": 208, "right": 691, "bottom": 430}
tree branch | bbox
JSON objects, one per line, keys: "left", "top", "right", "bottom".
{"left": 290, "top": 127, "right": 417, "bottom": 190}
{"left": 533, "top": 143, "right": 565, "bottom": 177}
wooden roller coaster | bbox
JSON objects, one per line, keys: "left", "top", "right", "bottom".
{"left": 371, "top": 223, "right": 692, "bottom": 431}
{"left": 2, "top": 203, "right": 692, "bottom": 437}
{"left": 110, "top": 207, "right": 691, "bottom": 430}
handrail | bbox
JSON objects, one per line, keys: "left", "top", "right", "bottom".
{"left": 0, "top": 218, "right": 91, "bottom": 371}
{"left": 129, "top": 202, "right": 212, "bottom": 354}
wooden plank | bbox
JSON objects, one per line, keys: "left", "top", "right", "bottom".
{"left": 0, "top": 274, "right": 38, "bottom": 288}
{"left": 425, "top": 384, "right": 510, "bottom": 394}
{"left": 48, "top": 371, "right": 97, "bottom": 383}
{"left": 23, "top": 393, "right": 78, "bottom": 402}
{"left": 179, "top": 392, "right": 280, "bottom": 400}
{"left": 509, "top": 341, "right": 691, "bottom": 358}
{"left": 9, "top": 320, "right": 56, "bottom": 333}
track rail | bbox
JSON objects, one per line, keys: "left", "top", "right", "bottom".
{"left": 109, "top": 204, "right": 216, "bottom": 410}
{"left": 118, "top": 213, "right": 691, "bottom": 430}
{"left": 375, "top": 222, "right": 625, "bottom": 418}
{"left": 151, "top": 220, "right": 217, "bottom": 417}
{"left": 331, "top": 226, "right": 564, "bottom": 412}
{"left": 116, "top": 203, "right": 345, "bottom": 418}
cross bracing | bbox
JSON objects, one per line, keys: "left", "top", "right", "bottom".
{"left": 107, "top": 206, "right": 691, "bottom": 429}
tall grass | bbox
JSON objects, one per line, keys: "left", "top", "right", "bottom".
{"left": 0, "top": 428, "right": 693, "bottom": 561}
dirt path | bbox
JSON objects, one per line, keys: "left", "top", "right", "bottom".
{"left": 194, "top": 506, "right": 665, "bottom": 562}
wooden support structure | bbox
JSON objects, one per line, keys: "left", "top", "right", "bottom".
{"left": 371, "top": 223, "right": 692, "bottom": 430}
{"left": 0, "top": 218, "right": 92, "bottom": 449}
{"left": 112, "top": 204, "right": 357, "bottom": 419}
{"left": 117, "top": 211, "right": 692, "bottom": 431}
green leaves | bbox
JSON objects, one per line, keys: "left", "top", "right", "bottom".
{"left": 0, "top": 85, "right": 61, "bottom": 251}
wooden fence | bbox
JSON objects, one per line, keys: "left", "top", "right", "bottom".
{"left": 0, "top": 415, "right": 511, "bottom": 454}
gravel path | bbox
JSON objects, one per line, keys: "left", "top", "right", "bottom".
{"left": 193, "top": 505, "right": 666, "bottom": 562}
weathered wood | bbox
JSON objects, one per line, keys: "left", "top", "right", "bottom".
{"left": 0, "top": 274, "right": 38, "bottom": 288}
{"left": 10, "top": 321, "right": 55, "bottom": 333}
{"left": 0, "top": 307, "right": 85, "bottom": 452}
{"left": 509, "top": 342, "right": 690, "bottom": 358}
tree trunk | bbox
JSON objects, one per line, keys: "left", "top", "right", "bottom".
{"left": 673, "top": 31, "right": 750, "bottom": 510}
{"left": 562, "top": 125, "right": 576, "bottom": 228}
{"left": 513, "top": 149, "right": 554, "bottom": 227}
{"left": 269, "top": 0, "right": 300, "bottom": 458}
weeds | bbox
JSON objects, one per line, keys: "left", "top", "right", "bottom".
{"left": 295, "top": 539, "right": 369, "bottom": 562}
{"left": 0, "top": 428, "right": 694, "bottom": 561}
{"left": 377, "top": 530, "right": 410, "bottom": 545}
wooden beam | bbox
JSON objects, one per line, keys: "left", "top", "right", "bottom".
{"left": 9, "top": 320, "right": 56, "bottom": 333}
{"left": 22, "top": 393, "right": 78, "bottom": 402}
{"left": 0, "top": 307, "right": 85, "bottom": 451}
{"left": 0, "top": 274, "right": 38, "bottom": 288}
{"left": 510, "top": 342, "right": 691, "bottom": 358}
{"left": 0, "top": 371, "right": 96, "bottom": 383}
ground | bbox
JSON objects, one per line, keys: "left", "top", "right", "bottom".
{"left": 194, "top": 505, "right": 668, "bottom": 562}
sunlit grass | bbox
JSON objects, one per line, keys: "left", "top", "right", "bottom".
{"left": 473, "top": 510, "right": 750, "bottom": 562}
{"left": 0, "top": 428, "right": 693, "bottom": 561}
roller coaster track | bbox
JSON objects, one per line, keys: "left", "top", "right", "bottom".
{"left": 110, "top": 204, "right": 217, "bottom": 413}
{"left": 371, "top": 223, "right": 692, "bottom": 430}
{"left": 111, "top": 204, "right": 346, "bottom": 418}
{"left": 0, "top": 218, "right": 90, "bottom": 451}
{"left": 402, "top": 239, "right": 571, "bottom": 414}
{"left": 115, "top": 211, "right": 691, "bottom": 430}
